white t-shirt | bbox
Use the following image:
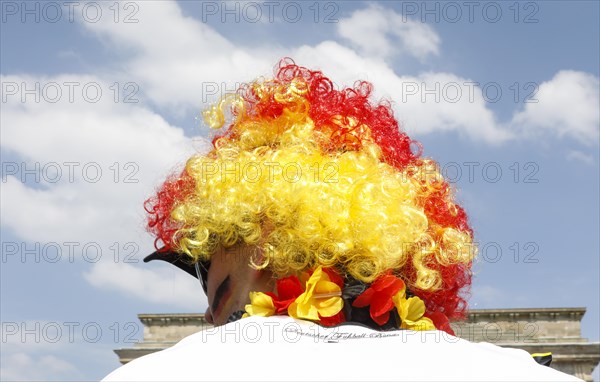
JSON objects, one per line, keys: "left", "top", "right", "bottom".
{"left": 103, "top": 316, "right": 581, "bottom": 381}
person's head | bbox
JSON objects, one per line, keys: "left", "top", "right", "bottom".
{"left": 144, "top": 59, "right": 477, "bottom": 331}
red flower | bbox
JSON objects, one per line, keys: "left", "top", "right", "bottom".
{"left": 352, "top": 273, "right": 405, "bottom": 326}
{"left": 426, "top": 311, "right": 455, "bottom": 336}
{"left": 264, "top": 267, "right": 346, "bottom": 322}
{"left": 267, "top": 275, "right": 304, "bottom": 314}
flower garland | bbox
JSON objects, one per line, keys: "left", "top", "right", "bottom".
{"left": 243, "top": 266, "right": 455, "bottom": 334}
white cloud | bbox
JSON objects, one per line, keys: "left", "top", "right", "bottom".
{"left": 336, "top": 4, "right": 440, "bottom": 61}
{"left": 391, "top": 72, "right": 513, "bottom": 144}
{"left": 83, "top": 261, "right": 204, "bottom": 310}
{"left": 0, "top": 74, "right": 197, "bottom": 242}
{"left": 79, "top": 2, "right": 594, "bottom": 147}
{"left": 296, "top": 44, "right": 512, "bottom": 145}
{"left": 47, "top": 2, "right": 600, "bottom": 148}
{"left": 78, "top": 1, "right": 278, "bottom": 114}
{"left": 511, "top": 70, "right": 600, "bottom": 145}
{"left": 0, "top": 330, "right": 85, "bottom": 381}
{"left": 566, "top": 150, "right": 595, "bottom": 165}
{"left": 0, "top": 73, "right": 207, "bottom": 309}
{"left": 0, "top": 353, "right": 81, "bottom": 381}
{"left": 291, "top": 46, "right": 512, "bottom": 144}
{"left": 0, "top": 325, "right": 122, "bottom": 381}
{"left": 76, "top": 1, "right": 509, "bottom": 144}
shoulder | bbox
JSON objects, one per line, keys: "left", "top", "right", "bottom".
{"left": 102, "top": 316, "right": 581, "bottom": 381}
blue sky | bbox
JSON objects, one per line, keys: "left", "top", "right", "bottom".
{"left": 1, "top": 1, "right": 598, "bottom": 380}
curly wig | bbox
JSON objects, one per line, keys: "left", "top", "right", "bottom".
{"left": 144, "top": 58, "right": 476, "bottom": 321}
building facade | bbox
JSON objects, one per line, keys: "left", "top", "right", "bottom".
{"left": 114, "top": 307, "right": 599, "bottom": 381}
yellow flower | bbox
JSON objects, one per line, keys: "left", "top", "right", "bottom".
{"left": 288, "top": 266, "right": 343, "bottom": 321}
{"left": 393, "top": 292, "right": 436, "bottom": 331}
{"left": 243, "top": 292, "right": 276, "bottom": 318}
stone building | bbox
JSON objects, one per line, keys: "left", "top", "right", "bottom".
{"left": 114, "top": 307, "right": 599, "bottom": 381}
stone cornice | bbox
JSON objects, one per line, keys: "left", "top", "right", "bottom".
{"left": 138, "top": 313, "right": 209, "bottom": 325}
{"left": 466, "top": 308, "right": 586, "bottom": 322}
